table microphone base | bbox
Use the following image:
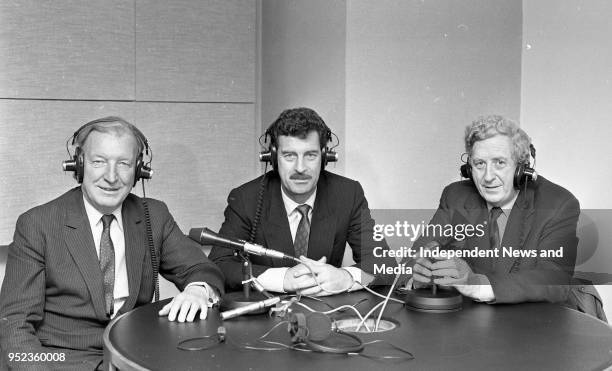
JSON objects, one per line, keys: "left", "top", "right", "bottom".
{"left": 220, "top": 291, "right": 270, "bottom": 314}
{"left": 403, "top": 288, "right": 463, "bottom": 313}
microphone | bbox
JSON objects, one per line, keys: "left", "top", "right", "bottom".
{"left": 188, "top": 228, "right": 297, "bottom": 262}
{"left": 220, "top": 296, "right": 281, "bottom": 320}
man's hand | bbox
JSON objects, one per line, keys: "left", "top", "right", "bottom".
{"left": 282, "top": 257, "right": 321, "bottom": 293}
{"left": 411, "top": 241, "right": 440, "bottom": 288}
{"left": 412, "top": 256, "right": 434, "bottom": 288}
{"left": 285, "top": 256, "right": 353, "bottom": 296}
{"left": 158, "top": 285, "right": 211, "bottom": 322}
{"left": 429, "top": 256, "right": 471, "bottom": 286}
{"left": 428, "top": 256, "right": 492, "bottom": 300}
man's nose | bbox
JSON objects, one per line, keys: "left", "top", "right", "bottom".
{"left": 295, "top": 156, "right": 306, "bottom": 172}
{"left": 483, "top": 164, "right": 495, "bottom": 182}
{"left": 104, "top": 164, "right": 118, "bottom": 183}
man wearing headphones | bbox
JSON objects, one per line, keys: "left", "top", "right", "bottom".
{"left": 409, "top": 115, "right": 581, "bottom": 304}
{"left": 0, "top": 117, "right": 224, "bottom": 370}
{"left": 209, "top": 107, "right": 394, "bottom": 296}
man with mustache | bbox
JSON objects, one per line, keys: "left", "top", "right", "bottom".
{"left": 408, "top": 115, "right": 605, "bottom": 320}
{"left": 210, "top": 107, "right": 393, "bottom": 295}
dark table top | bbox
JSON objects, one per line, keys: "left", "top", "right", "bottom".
{"left": 104, "top": 291, "right": 612, "bottom": 371}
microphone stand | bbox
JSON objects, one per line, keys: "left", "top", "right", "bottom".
{"left": 220, "top": 251, "right": 273, "bottom": 313}
{"left": 403, "top": 278, "right": 463, "bottom": 313}
{"left": 400, "top": 241, "right": 463, "bottom": 313}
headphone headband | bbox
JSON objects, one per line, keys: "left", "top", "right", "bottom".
{"left": 288, "top": 312, "right": 363, "bottom": 353}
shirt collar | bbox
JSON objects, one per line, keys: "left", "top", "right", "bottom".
{"left": 83, "top": 195, "right": 124, "bottom": 232}
{"left": 487, "top": 191, "right": 519, "bottom": 214}
{"left": 281, "top": 186, "right": 317, "bottom": 216}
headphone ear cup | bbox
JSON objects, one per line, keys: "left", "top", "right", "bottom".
{"left": 460, "top": 163, "right": 472, "bottom": 179}
{"left": 514, "top": 163, "right": 525, "bottom": 188}
{"left": 75, "top": 148, "right": 84, "bottom": 183}
{"left": 304, "top": 312, "right": 332, "bottom": 342}
{"left": 289, "top": 313, "right": 308, "bottom": 343}
{"left": 514, "top": 163, "right": 537, "bottom": 188}
{"left": 321, "top": 147, "right": 328, "bottom": 170}
{"left": 288, "top": 312, "right": 332, "bottom": 343}
{"left": 134, "top": 153, "right": 144, "bottom": 187}
{"left": 270, "top": 144, "right": 278, "bottom": 172}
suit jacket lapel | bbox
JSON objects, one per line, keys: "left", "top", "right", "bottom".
{"left": 262, "top": 184, "right": 294, "bottom": 266}
{"left": 309, "top": 176, "right": 336, "bottom": 261}
{"left": 498, "top": 188, "right": 535, "bottom": 273}
{"left": 462, "top": 192, "right": 495, "bottom": 273}
{"left": 63, "top": 188, "right": 108, "bottom": 320}
{"left": 120, "top": 196, "right": 146, "bottom": 313}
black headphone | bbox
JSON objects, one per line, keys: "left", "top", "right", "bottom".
{"left": 288, "top": 312, "right": 363, "bottom": 354}
{"left": 460, "top": 143, "right": 537, "bottom": 188}
{"left": 62, "top": 116, "right": 153, "bottom": 186}
{"left": 259, "top": 125, "right": 338, "bottom": 172}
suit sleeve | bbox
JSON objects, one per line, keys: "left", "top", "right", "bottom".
{"left": 345, "top": 181, "right": 397, "bottom": 285}
{"left": 0, "top": 212, "right": 53, "bottom": 369}
{"left": 487, "top": 196, "right": 579, "bottom": 303}
{"left": 153, "top": 201, "right": 225, "bottom": 295}
{"left": 209, "top": 188, "right": 271, "bottom": 290}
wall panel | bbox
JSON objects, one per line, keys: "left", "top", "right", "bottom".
{"left": 0, "top": 0, "right": 134, "bottom": 100}
{"left": 345, "top": 0, "right": 522, "bottom": 208}
{"left": 135, "top": 0, "right": 256, "bottom": 102}
{"left": 133, "top": 103, "right": 257, "bottom": 233}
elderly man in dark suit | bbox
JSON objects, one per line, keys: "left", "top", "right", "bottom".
{"left": 209, "top": 107, "right": 394, "bottom": 296}
{"left": 0, "top": 117, "right": 224, "bottom": 370}
{"left": 410, "top": 115, "right": 604, "bottom": 314}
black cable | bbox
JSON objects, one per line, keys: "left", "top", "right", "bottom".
{"left": 177, "top": 326, "right": 226, "bottom": 351}
{"left": 142, "top": 199, "right": 159, "bottom": 302}
{"left": 248, "top": 171, "right": 268, "bottom": 243}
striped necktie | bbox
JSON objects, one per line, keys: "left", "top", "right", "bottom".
{"left": 293, "top": 204, "right": 311, "bottom": 258}
{"left": 100, "top": 214, "right": 115, "bottom": 317}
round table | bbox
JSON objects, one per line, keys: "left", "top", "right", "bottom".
{"left": 104, "top": 291, "right": 612, "bottom": 370}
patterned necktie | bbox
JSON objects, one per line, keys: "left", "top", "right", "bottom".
{"left": 293, "top": 204, "right": 311, "bottom": 258}
{"left": 489, "top": 207, "right": 503, "bottom": 250}
{"left": 100, "top": 214, "right": 115, "bottom": 317}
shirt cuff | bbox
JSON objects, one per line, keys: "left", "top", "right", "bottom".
{"left": 454, "top": 284, "right": 495, "bottom": 302}
{"left": 342, "top": 267, "right": 364, "bottom": 292}
{"left": 256, "top": 267, "right": 289, "bottom": 293}
{"left": 186, "top": 281, "right": 220, "bottom": 307}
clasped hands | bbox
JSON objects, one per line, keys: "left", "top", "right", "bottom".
{"left": 413, "top": 255, "right": 472, "bottom": 286}
{"left": 283, "top": 256, "right": 353, "bottom": 296}
{"left": 412, "top": 243, "right": 479, "bottom": 298}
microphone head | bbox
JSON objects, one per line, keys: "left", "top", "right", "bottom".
{"left": 188, "top": 228, "right": 205, "bottom": 243}
{"left": 188, "top": 227, "right": 244, "bottom": 250}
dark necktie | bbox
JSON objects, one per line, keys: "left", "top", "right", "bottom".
{"left": 489, "top": 207, "right": 503, "bottom": 251}
{"left": 293, "top": 204, "right": 311, "bottom": 258}
{"left": 100, "top": 214, "right": 115, "bottom": 317}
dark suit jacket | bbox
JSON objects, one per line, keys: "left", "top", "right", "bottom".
{"left": 209, "top": 171, "right": 394, "bottom": 290}
{"left": 412, "top": 176, "right": 579, "bottom": 304}
{"left": 0, "top": 187, "right": 224, "bottom": 370}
